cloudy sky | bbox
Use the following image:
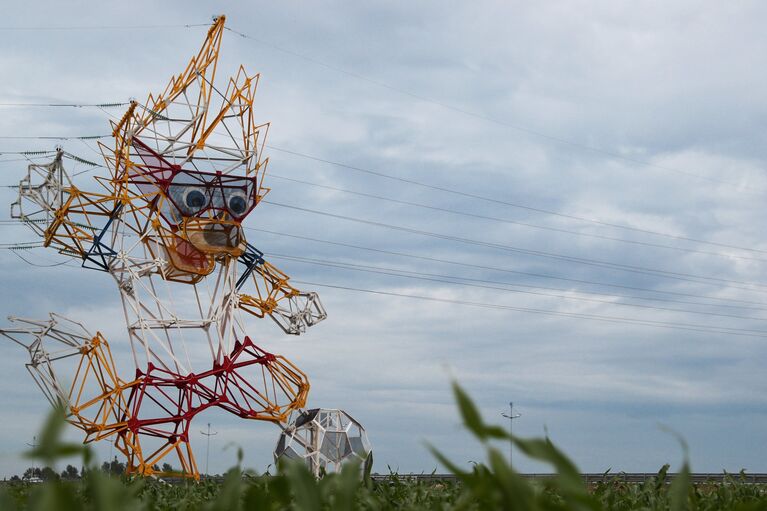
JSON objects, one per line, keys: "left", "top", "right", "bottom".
{"left": 0, "top": 1, "right": 766, "bottom": 477}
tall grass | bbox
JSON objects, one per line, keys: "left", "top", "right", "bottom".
{"left": 1, "top": 382, "right": 764, "bottom": 510}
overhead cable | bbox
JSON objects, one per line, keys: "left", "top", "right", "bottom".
{"left": 267, "top": 145, "right": 767, "bottom": 255}
{"left": 0, "top": 102, "right": 128, "bottom": 108}
{"left": 0, "top": 135, "right": 110, "bottom": 140}
{"left": 293, "top": 280, "right": 767, "bottom": 339}
{"left": 0, "top": 155, "right": 59, "bottom": 164}
{"left": 246, "top": 228, "right": 767, "bottom": 309}
{"left": 269, "top": 173, "right": 767, "bottom": 263}
{"left": 0, "top": 150, "right": 57, "bottom": 155}
{"left": 10, "top": 250, "right": 71, "bottom": 267}
{"left": 2, "top": 218, "right": 763, "bottom": 311}
{"left": 1, "top": 124, "right": 760, "bottom": 256}
{"left": 0, "top": 241, "right": 44, "bottom": 249}
{"left": 270, "top": 253, "right": 767, "bottom": 322}
{"left": 224, "top": 26, "right": 752, "bottom": 190}
{"left": 0, "top": 19, "right": 744, "bottom": 192}
{"left": 262, "top": 200, "right": 767, "bottom": 293}
{"left": 0, "top": 23, "right": 209, "bottom": 31}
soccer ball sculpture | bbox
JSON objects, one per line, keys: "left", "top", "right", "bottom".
{"left": 276, "top": 408, "right": 373, "bottom": 476}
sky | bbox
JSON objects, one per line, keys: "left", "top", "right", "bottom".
{"left": 0, "top": 0, "right": 766, "bottom": 477}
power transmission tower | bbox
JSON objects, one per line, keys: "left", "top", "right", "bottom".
{"left": 501, "top": 402, "right": 521, "bottom": 468}
{"left": 200, "top": 423, "right": 218, "bottom": 478}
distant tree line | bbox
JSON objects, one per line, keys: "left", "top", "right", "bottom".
{"left": 6, "top": 459, "right": 174, "bottom": 481}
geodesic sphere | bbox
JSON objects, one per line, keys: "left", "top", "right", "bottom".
{"left": 274, "top": 408, "right": 372, "bottom": 475}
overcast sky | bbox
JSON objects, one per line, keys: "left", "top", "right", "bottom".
{"left": 0, "top": 1, "right": 766, "bottom": 477}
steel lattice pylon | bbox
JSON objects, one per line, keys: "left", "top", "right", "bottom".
{"left": 1, "top": 16, "right": 369, "bottom": 480}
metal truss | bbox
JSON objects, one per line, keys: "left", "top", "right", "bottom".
{"left": 0, "top": 15, "right": 347, "bottom": 480}
{"left": 0, "top": 314, "right": 138, "bottom": 443}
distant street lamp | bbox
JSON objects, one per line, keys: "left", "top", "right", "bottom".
{"left": 26, "top": 436, "right": 38, "bottom": 476}
{"left": 501, "top": 402, "right": 521, "bottom": 468}
{"left": 200, "top": 423, "right": 218, "bottom": 477}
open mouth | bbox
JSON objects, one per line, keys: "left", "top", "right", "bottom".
{"left": 203, "top": 223, "right": 239, "bottom": 247}
{"left": 183, "top": 219, "right": 244, "bottom": 255}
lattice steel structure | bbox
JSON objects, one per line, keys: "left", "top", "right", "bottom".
{"left": 275, "top": 409, "right": 372, "bottom": 477}
{"left": 0, "top": 16, "right": 367, "bottom": 480}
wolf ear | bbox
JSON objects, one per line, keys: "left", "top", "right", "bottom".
{"left": 126, "top": 137, "right": 178, "bottom": 195}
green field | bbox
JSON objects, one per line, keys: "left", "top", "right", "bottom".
{"left": 2, "top": 384, "right": 765, "bottom": 511}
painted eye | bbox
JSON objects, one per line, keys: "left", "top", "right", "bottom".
{"left": 184, "top": 189, "right": 207, "bottom": 210}
{"left": 172, "top": 187, "right": 208, "bottom": 215}
{"left": 227, "top": 191, "right": 249, "bottom": 216}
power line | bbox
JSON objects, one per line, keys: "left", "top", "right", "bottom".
{"left": 0, "top": 142, "right": 760, "bottom": 297}
{"left": 10, "top": 250, "right": 71, "bottom": 268}
{"left": 293, "top": 280, "right": 767, "bottom": 339}
{"left": 0, "top": 242, "right": 44, "bottom": 249}
{"left": 0, "top": 102, "right": 128, "bottom": 108}
{"left": 0, "top": 218, "right": 95, "bottom": 231}
{"left": 0, "top": 133, "right": 762, "bottom": 298}
{"left": 224, "top": 27, "right": 757, "bottom": 191}
{"left": 267, "top": 145, "right": 767, "bottom": 255}
{"left": 269, "top": 253, "right": 767, "bottom": 322}
{"left": 0, "top": 22, "right": 745, "bottom": 195}
{"left": 62, "top": 153, "right": 101, "bottom": 167}
{"left": 0, "top": 219, "right": 46, "bottom": 225}
{"left": 246, "top": 228, "right": 767, "bottom": 309}
{"left": 2, "top": 126, "right": 762, "bottom": 258}
{"left": 3, "top": 218, "right": 763, "bottom": 312}
{"left": 0, "top": 150, "right": 57, "bottom": 155}
{"left": 0, "top": 152, "right": 101, "bottom": 169}
{"left": 0, "top": 135, "right": 110, "bottom": 140}
{"left": 261, "top": 200, "right": 767, "bottom": 293}
{"left": 3, "top": 230, "right": 765, "bottom": 337}
{"left": 4, "top": 221, "right": 765, "bottom": 329}
{"left": 0, "top": 23, "right": 209, "bottom": 31}
{"left": 0, "top": 155, "right": 59, "bottom": 164}
{"left": 269, "top": 173, "right": 767, "bottom": 263}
